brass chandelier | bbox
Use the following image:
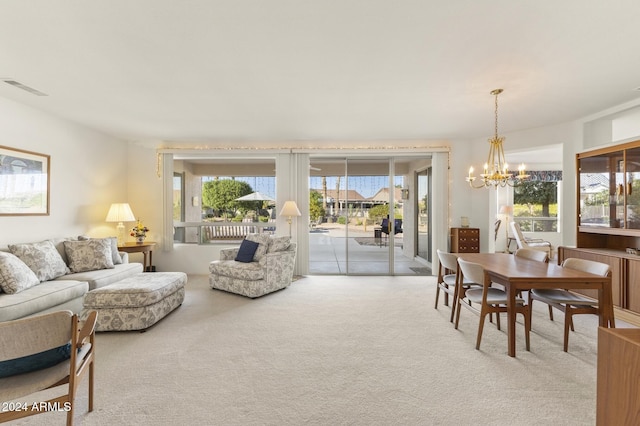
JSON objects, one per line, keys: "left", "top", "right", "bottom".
{"left": 466, "top": 89, "right": 528, "bottom": 189}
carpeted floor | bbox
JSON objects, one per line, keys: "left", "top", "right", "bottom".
{"left": 11, "top": 275, "right": 608, "bottom": 425}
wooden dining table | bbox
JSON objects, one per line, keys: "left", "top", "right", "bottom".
{"left": 456, "top": 252, "right": 615, "bottom": 357}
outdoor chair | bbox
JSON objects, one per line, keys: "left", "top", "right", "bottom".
{"left": 510, "top": 222, "right": 551, "bottom": 257}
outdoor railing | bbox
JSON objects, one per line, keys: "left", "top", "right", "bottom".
{"left": 173, "top": 221, "right": 276, "bottom": 244}
{"left": 513, "top": 216, "right": 558, "bottom": 232}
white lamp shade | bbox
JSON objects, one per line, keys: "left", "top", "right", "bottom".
{"left": 279, "top": 201, "right": 301, "bottom": 217}
{"left": 105, "top": 203, "right": 136, "bottom": 222}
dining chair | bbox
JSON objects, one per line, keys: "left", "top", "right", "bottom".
{"left": 510, "top": 222, "right": 552, "bottom": 258}
{"left": 435, "top": 249, "right": 481, "bottom": 322}
{"left": 528, "top": 257, "right": 611, "bottom": 352}
{"left": 514, "top": 248, "right": 549, "bottom": 263}
{"left": 0, "top": 310, "right": 97, "bottom": 425}
{"left": 455, "top": 259, "right": 531, "bottom": 351}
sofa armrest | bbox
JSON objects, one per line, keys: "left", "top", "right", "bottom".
{"left": 220, "top": 248, "right": 239, "bottom": 261}
{"left": 119, "top": 252, "right": 130, "bottom": 263}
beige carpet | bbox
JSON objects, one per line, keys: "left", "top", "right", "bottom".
{"left": 10, "top": 275, "right": 608, "bottom": 425}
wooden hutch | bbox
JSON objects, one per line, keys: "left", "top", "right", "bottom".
{"left": 559, "top": 139, "right": 640, "bottom": 326}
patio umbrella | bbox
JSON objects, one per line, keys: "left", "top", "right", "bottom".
{"left": 235, "top": 192, "right": 275, "bottom": 202}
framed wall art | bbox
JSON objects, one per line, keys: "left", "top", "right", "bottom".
{"left": 0, "top": 145, "right": 50, "bottom": 215}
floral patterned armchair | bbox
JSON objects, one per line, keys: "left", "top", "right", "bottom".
{"left": 209, "top": 235, "right": 296, "bottom": 298}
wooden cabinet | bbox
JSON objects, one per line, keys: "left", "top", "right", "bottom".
{"left": 597, "top": 327, "right": 640, "bottom": 425}
{"left": 578, "top": 141, "right": 640, "bottom": 231}
{"left": 450, "top": 228, "right": 479, "bottom": 253}
{"left": 573, "top": 140, "right": 640, "bottom": 325}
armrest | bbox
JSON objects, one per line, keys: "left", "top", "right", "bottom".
{"left": 220, "top": 248, "right": 240, "bottom": 261}
{"left": 119, "top": 252, "right": 130, "bottom": 263}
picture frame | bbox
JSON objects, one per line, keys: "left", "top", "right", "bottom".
{"left": 0, "top": 145, "right": 50, "bottom": 216}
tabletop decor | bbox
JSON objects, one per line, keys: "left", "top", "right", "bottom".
{"left": 131, "top": 220, "right": 149, "bottom": 243}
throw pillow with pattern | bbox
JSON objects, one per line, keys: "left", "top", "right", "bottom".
{"left": 64, "top": 239, "right": 115, "bottom": 273}
{"left": 268, "top": 236, "right": 291, "bottom": 253}
{"left": 0, "top": 252, "right": 40, "bottom": 294}
{"left": 245, "top": 233, "right": 271, "bottom": 261}
{"left": 9, "top": 240, "right": 70, "bottom": 282}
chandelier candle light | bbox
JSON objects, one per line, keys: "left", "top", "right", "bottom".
{"left": 466, "top": 89, "right": 529, "bottom": 189}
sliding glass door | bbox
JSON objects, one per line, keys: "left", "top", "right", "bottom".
{"left": 309, "top": 156, "right": 426, "bottom": 275}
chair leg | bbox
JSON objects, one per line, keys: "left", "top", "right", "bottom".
{"left": 523, "top": 308, "right": 531, "bottom": 351}
{"left": 454, "top": 298, "right": 462, "bottom": 330}
{"left": 563, "top": 311, "right": 572, "bottom": 352}
{"left": 495, "top": 310, "right": 501, "bottom": 331}
{"left": 476, "top": 312, "right": 487, "bottom": 350}
{"left": 548, "top": 305, "right": 554, "bottom": 321}
{"left": 89, "top": 361, "right": 94, "bottom": 412}
{"left": 450, "top": 284, "right": 460, "bottom": 323}
{"left": 434, "top": 285, "right": 440, "bottom": 309}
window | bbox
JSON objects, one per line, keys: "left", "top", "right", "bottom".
{"left": 513, "top": 177, "right": 559, "bottom": 232}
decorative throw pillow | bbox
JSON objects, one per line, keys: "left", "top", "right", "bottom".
{"left": 8, "top": 240, "right": 70, "bottom": 282}
{"left": 268, "top": 236, "right": 291, "bottom": 253}
{"left": 245, "top": 233, "right": 271, "bottom": 261}
{"left": 235, "top": 239, "right": 260, "bottom": 263}
{"left": 0, "top": 343, "right": 71, "bottom": 378}
{"left": 0, "top": 252, "right": 40, "bottom": 294}
{"left": 64, "top": 239, "right": 115, "bottom": 273}
{"left": 78, "top": 235, "right": 122, "bottom": 265}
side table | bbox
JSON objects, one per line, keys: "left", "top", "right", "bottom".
{"left": 118, "top": 241, "right": 157, "bottom": 272}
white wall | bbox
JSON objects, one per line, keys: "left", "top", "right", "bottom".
{"left": 448, "top": 122, "right": 578, "bottom": 253}
{"left": 0, "top": 97, "right": 129, "bottom": 248}
{"left": 5, "top": 94, "right": 640, "bottom": 273}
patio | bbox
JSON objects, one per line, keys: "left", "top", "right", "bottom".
{"left": 308, "top": 222, "right": 430, "bottom": 275}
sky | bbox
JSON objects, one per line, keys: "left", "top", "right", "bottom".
{"left": 199, "top": 176, "right": 404, "bottom": 199}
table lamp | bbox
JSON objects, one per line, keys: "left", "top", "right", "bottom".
{"left": 279, "top": 201, "right": 301, "bottom": 237}
{"left": 106, "top": 203, "right": 136, "bottom": 245}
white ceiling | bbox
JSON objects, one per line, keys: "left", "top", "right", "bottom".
{"left": 1, "top": 1, "right": 640, "bottom": 146}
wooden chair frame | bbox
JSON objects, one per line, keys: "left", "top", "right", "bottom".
{"left": 0, "top": 310, "right": 97, "bottom": 426}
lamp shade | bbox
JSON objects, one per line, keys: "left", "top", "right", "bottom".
{"left": 279, "top": 201, "right": 301, "bottom": 217}
{"left": 105, "top": 203, "right": 136, "bottom": 222}
{"left": 499, "top": 205, "right": 513, "bottom": 215}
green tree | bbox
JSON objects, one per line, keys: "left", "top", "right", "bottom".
{"left": 368, "top": 204, "right": 389, "bottom": 224}
{"left": 309, "top": 190, "right": 325, "bottom": 221}
{"left": 514, "top": 181, "right": 557, "bottom": 231}
{"left": 202, "top": 179, "right": 253, "bottom": 219}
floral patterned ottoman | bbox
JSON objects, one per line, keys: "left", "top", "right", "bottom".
{"left": 81, "top": 272, "right": 186, "bottom": 331}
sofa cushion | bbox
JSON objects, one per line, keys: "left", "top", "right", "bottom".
{"left": 0, "top": 343, "right": 71, "bottom": 378}
{"left": 58, "top": 262, "right": 143, "bottom": 291}
{"left": 0, "top": 252, "right": 40, "bottom": 294}
{"left": 209, "top": 260, "right": 265, "bottom": 281}
{"left": 83, "top": 272, "right": 187, "bottom": 309}
{"left": 0, "top": 280, "right": 88, "bottom": 323}
{"left": 64, "top": 239, "right": 115, "bottom": 273}
{"left": 8, "top": 240, "right": 70, "bottom": 282}
{"left": 245, "top": 233, "right": 271, "bottom": 261}
{"left": 235, "top": 239, "right": 259, "bottom": 263}
{"left": 268, "top": 236, "right": 291, "bottom": 253}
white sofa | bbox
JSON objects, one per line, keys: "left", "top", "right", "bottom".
{"left": 209, "top": 234, "right": 296, "bottom": 298}
{"left": 0, "top": 237, "right": 143, "bottom": 322}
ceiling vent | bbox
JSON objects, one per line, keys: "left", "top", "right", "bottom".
{"left": 1, "top": 79, "right": 48, "bottom": 96}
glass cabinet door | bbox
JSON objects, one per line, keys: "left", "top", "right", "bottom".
{"left": 626, "top": 147, "right": 640, "bottom": 229}
{"left": 579, "top": 152, "right": 624, "bottom": 228}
